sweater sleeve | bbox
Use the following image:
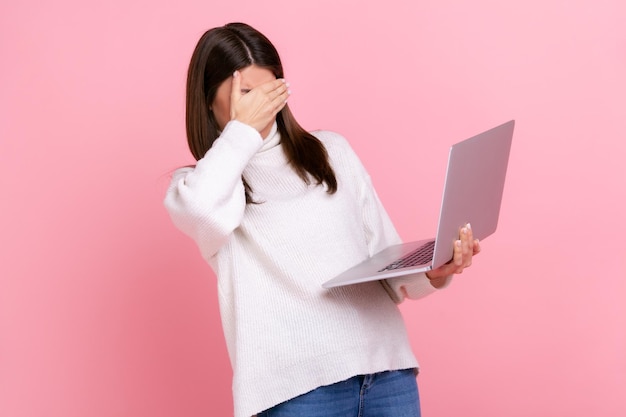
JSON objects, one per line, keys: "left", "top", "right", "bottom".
{"left": 351, "top": 149, "right": 449, "bottom": 304}
{"left": 163, "top": 121, "right": 263, "bottom": 260}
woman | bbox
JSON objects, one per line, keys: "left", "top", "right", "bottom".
{"left": 164, "top": 22, "right": 479, "bottom": 417}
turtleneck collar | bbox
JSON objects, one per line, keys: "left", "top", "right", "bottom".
{"left": 258, "top": 122, "right": 280, "bottom": 153}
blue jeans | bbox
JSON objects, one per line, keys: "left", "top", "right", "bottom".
{"left": 257, "top": 369, "right": 421, "bottom": 417}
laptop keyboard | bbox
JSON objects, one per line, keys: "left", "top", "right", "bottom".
{"left": 378, "top": 240, "right": 436, "bottom": 272}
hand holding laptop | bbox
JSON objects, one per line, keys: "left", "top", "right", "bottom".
{"left": 322, "top": 120, "right": 514, "bottom": 289}
{"left": 425, "top": 223, "right": 481, "bottom": 287}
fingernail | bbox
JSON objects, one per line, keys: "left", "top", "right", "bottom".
{"left": 456, "top": 240, "right": 462, "bottom": 247}
{"left": 467, "top": 222, "right": 471, "bottom": 229}
{"left": 462, "top": 227, "right": 468, "bottom": 235}
{"left": 233, "top": 71, "right": 239, "bottom": 78}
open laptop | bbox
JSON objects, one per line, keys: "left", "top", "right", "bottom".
{"left": 322, "top": 120, "right": 515, "bottom": 289}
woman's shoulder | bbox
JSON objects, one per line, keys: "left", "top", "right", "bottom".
{"left": 311, "top": 129, "right": 347, "bottom": 142}
{"left": 310, "top": 129, "right": 355, "bottom": 156}
{"left": 310, "top": 129, "right": 369, "bottom": 177}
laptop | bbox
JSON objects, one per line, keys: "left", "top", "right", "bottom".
{"left": 322, "top": 120, "right": 515, "bottom": 289}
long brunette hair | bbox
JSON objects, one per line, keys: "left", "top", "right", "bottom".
{"left": 186, "top": 23, "right": 337, "bottom": 202}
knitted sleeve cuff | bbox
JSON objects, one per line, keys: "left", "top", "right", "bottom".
{"left": 380, "top": 273, "right": 453, "bottom": 304}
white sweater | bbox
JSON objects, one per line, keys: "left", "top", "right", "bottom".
{"left": 164, "top": 121, "right": 444, "bottom": 417}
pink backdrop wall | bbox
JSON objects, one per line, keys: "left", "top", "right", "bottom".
{"left": 1, "top": 1, "right": 624, "bottom": 416}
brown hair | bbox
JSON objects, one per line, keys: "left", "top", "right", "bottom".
{"left": 185, "top": 22, "right": 337, "bottom": 202}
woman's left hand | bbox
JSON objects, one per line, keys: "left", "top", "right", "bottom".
{"left": 425, "top": 223, "right": 481, "bottom": 283}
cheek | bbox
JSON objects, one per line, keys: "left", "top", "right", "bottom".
{"left": 211, "top": 80, "right": 232, "bottom": 130}
{"left": 211, "top": 97, "right": 230, "bottom": 131}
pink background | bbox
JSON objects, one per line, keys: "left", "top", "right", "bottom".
{"left": 1, "top": 1, "right": 624, "bottom": 416}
